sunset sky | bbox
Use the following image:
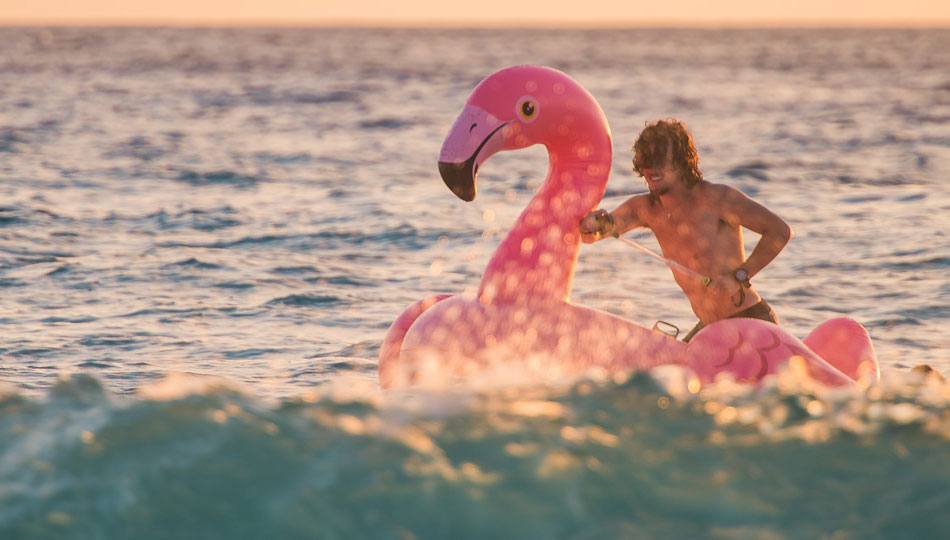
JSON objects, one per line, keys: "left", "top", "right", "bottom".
{"left": 3, "top": 0, "right": 949, "bottom": 26}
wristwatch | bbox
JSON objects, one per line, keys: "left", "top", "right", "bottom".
{"left": 733, "top": 268, "right": 751, "bottom": 288}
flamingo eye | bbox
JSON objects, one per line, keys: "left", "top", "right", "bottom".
{"left": 516, "top": 96, "right": 539, "bottom": 123}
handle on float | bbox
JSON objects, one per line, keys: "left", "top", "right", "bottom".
{"left": 596, "top": 212, "right": 711, "bottom": 287}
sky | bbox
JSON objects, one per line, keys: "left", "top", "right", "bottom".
{"left": 2, "top": 0, "right": 949, "bottom": 27}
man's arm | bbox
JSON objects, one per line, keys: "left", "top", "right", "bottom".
{"left": 579, "top": 195, "right": 650, "bottom": 244}
{"left": 720, "top": 186, "right": 793, "bottom": 278}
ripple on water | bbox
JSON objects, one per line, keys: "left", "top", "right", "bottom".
{"left": 101, "top": 135, "right": 170, "bottom": 161}
{"left": 269, "top": 265, "right": 320, "bottom": 275}
{"left": 174, "top": 170, "right": 261, "bottom": 187}
{"left": 358, "top": 118, "right": 413, "bottom": 130}
{"left": 882, "top": 256, "right": 950, "bottom": 271}
{"left": 145, "top": 208, "right": 244, "bottom": 232}
{"left": 77, "top": 335, "right": 148, "bottom": 348}
{"left": 0, "top": 205, "right": 66, "bottom": 228}
{"left": 267, "top": 294, "right": 344, "bottom": 307}
{"left": 157, "top": 226, "right": 451, "bottom": 253}
{"left": 309, "top": 341, "right": 379, "bottom": 360}
{"left": 898, "top": 304, "right": 950, "bottom": 321}
{"left": 8, "top": 347, "right": 61, "bottom": 358}
{"left": 120, "top": 307, "right": 205, "bottom": 319}
{"left": 222, "top": 348, "right": 287, "bottom": 359}
{"left": 39, "top": 316, "right": 98, "bottom": 324}
{"left": 162, "top": 257, "right": 227, "bottom": 270}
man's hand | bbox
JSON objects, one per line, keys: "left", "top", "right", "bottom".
{"left": 708, "top": 274, "right": 742, "bottom": 297}
{"left": 579, "top": 209, "right": 614, "bottom": 243}
{"left": 708, "top": 274, "right": 746, "bottom": 306}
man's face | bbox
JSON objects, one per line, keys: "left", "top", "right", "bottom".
{"left": 639, "top": 140, "right": 681, "bottom": 197}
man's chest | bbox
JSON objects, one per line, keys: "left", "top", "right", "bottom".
{"left": 648, "top": 211, "right": 738, "bottom": 264}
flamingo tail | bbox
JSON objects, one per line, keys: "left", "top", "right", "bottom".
{"left": 802, "top": 317, "right": 879, "bottom": 383}
{"left": 378, "top": 294, "right": 452, "bottom": 388}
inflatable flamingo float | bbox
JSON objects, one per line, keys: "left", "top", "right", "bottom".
{"left": 379, "top": 65, "right": 878, "bottom": 389}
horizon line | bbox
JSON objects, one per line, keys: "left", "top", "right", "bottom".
{"left": 2, "top": 18, "right": 949, "bottom": 29}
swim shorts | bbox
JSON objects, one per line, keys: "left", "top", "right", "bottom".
{"left": 682, "top": 300, "right": 778, "bottom": 343}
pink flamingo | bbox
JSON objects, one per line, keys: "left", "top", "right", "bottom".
{"left": 379, "top": 65, "right": 878, "bottom": 389}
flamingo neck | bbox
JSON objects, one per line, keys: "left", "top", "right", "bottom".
{"left": 478, "top": 141, "right": 610, "bottom": 305}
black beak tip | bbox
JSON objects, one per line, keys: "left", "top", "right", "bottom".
{"left": 438, "top": 161, "right": 477, "bottom": 202}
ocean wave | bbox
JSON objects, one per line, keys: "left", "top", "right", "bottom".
{"left": 724, "top": 165, "right": 772, "bottom": 182}
{"left": 192, "top": 88, "right": 364, "bottom": 110}
{"left": 174, "top": 170, "right": 261, "bottom": 187}
{"left": 267, "top": 294, "right": 344, "bottom": 307}
{"left": 358, "top": 118, "right": 413, "bottom": 130}
{"left": 101, "top": 135, "right": 171, "bottom": 161}
{"left": 119, "top": 307, "right": 206, "bottom": 319}
{"left": 254, "top": 152, "right": 313, "bottom": 165}
{"left": 38, "top": 315, "right": 97, "bottom": 324}
{"left": 212, "top": 280, "right": 257, "bottom": 290}
{"left": 0, "top": 128, "right": 27, "bottom": 153}
{"left": 290, "top": 90, "right": 362, "bottom": 105}
{"left": 1, "top": 371, "right": 949, "bottom": 538}
{"left": 311, "top": 341, "right": 380, "bottom": 360}
{"left": 266, "top": 266, "right": 376, "bottom": 287}
{"left": 158, "top": 225, "right": 469, "bottom": 253}
{"left": 162, "top": 258, "right": 227, "bottom": 271}
{"left": 6, "top": 346, "right": 61, "bottom": 358}
{"left": 0, "top": 205, "right": 66, "bottom": 229}
{"left": 269, "top": 265, "right": 320, "bottom": 275}
{"left": 42, "top": 264, "right": 74, "bottom": 277}
{"left": 0, "top": 251, "right": 75, "bottom": 271}
{"left": 143, "top": 207, "right": 244, "bottom": 232}
{"left": 221, "top": 348, "right": 287, "bottom": 359}
{"left": 77, "top": 335, "right": 148, "bottom": 348}
{"left": 882, "top": 256, "right": 950, "bottom": 271}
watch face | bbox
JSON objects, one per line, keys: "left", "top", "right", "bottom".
{"left": 735, "top": 269, "right": 749, "bottom": 282}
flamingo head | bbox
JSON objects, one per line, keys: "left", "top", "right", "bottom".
{"left": 438, "top": 65, "right": 611, "bottom": 202}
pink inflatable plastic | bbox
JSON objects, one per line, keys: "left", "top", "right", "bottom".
{"left": 379, "top": 65, "right": 879, "bottom": 389}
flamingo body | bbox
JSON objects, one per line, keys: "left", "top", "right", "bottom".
{"left": 379, "top": 65, "right": 878, "bottom": 389}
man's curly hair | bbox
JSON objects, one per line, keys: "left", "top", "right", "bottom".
{"left": 632, "top": 119, "right": 703, "bottom": 188}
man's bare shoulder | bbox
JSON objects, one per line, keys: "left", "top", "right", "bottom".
{"left": 699, "top": 179, "right": 787, "bottom": 231}
{"left": 626, "top": 192, "right": 664, "bottom": 217}
{"left": 696, "top": 180, "right": 743, "bottom": 200}
{"left": 693, "top": 181, "right": 753, "bottom": 226}
{"left": 613, "top": 192, "right": 658, "bottom": 230}
{"left": 697, "top": 181, "right": 758, "bottom": 212}
{"left": 616, "top": 192, "right": 655, "bottom": 212}
{"left": 630, "top": 191, "right": 657, "bottom": 207}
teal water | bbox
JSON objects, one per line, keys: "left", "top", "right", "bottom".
{"left": 1, "top": 27, "right": 949, "bottom": 538}
{"left": 3, "top": 371, "right": 950, "bottom": 539}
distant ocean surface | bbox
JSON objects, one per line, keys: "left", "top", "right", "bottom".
{"left": 1, "top": 27, "right": 949, "bottom": 538}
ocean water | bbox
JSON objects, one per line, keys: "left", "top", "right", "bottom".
{"left": 1, "top": 27, "right": 949, "bottom": 538}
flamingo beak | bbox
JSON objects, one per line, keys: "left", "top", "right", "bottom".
{"left": 438, "top": 158, "right": 477, "bottom": 202}
{"left": 438, "top": 105, "right": 509, "bottom": 202}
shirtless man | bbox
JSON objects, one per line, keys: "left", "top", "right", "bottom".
{"left": 579, "top": 119, "right": 793, "bottom": 342}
